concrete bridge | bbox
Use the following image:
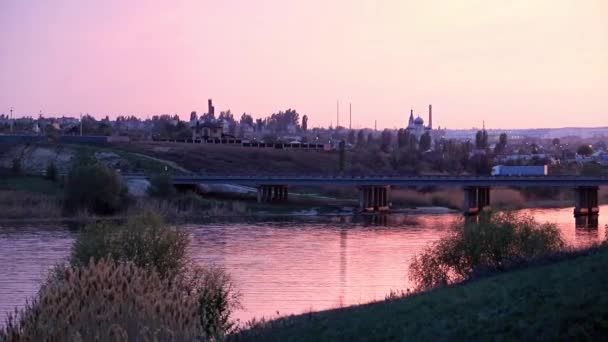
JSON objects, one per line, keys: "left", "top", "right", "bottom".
{"left": 123, "top": 174, "right": 608, "bottom": 217}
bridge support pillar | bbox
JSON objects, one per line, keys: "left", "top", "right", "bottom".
{"left": 574, "top": 186, "right": 599, "bottom": 217}
{"left": 359, "top": 186, "right": 390, "bottom": 212}
{"left": 257, "top": 185, "right": 288, "bottom": 204}
{"left": 463, "top": 186, "right": 491, "bottom": 216}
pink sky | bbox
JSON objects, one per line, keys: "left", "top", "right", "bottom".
{"left": 1, "top": 0, "right": 606, "bottom": 129}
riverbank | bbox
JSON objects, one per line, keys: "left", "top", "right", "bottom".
{"left": 232, "top": 244, "right": 608, "bottom": 341}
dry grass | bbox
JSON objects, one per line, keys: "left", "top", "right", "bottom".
{"left": 129, "top": 196, "right": 249, "bottom": 221}
{"left": 490, "top": 188, "right": 527, "bottom": 209}
{"left": 116, "top": 141, "right": 340, "bottom": 175}
{"left": 391, "top": 189, "right": 463, "bottom": 209}
{"left": 0, "top": 190, "right": 62, "bottom": 219}
{"left": 1, "top": 260, "right": 207, "bottom": 341}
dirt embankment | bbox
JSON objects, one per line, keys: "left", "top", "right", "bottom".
{"left": 115, "top": 141, "right": 341, "bottom": 175}
{"left": 0, "top": 144, "right": 76, "bottom": 175}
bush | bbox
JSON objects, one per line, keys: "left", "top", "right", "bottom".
{"left": 69, "top": 213, "right": 240, "bottom": 336}
{"left": 11, "top": 158, "right": 21, "bottom": 175}
{"left": 147, "top": 173, "right": 176, "bottom": 198}
{"left": 45, "top": 162, "right": 57, "bottom": 181}
{"left": 64, "top": 164, "right": 130, "bottom": 215}
{"left": 71, "top": 212, "right": 189, "bottom": 277}
{"left": 0, "top": 260, "right": 206, "bottom": 341}
{"left": 409, "top": 211, "right": 565, "bottom": 291}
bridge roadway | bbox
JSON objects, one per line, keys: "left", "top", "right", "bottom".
{"left": 123, "top": 174, "right": 608, "bottom": 188}
{"left": 122, "top": 174, "right": 607, "bottom": 217}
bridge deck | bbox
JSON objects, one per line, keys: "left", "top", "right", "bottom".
{"left": 122, "top": 175, "right": 608, "bottom": 187}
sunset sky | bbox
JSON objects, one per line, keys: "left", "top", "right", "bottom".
{"left": 1, "top": 0, "right": 606, "bottom": 129}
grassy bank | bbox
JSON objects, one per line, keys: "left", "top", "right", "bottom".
{"left": 233, "top": 245, "right": 608, "bottom": 341}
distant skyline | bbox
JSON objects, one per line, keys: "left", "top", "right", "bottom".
{"left": 1, "top": 0, "right": 607, "bottom": 129}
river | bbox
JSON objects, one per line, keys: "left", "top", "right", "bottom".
{"left": 0, "top": 206, "right": 606, "bottom": 323}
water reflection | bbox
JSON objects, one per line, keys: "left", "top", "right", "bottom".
{"left": 575, "top": 215, "right": 599, "bottom": 229}
{"left": 0, "top": 206, "right": 606, "bottom": 323}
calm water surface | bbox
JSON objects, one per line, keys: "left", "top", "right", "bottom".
{"left": 1, "top": 206, "right": 606, "bottom": 323}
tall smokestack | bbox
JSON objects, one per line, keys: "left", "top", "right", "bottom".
{"left": 428, "top": 104, "right": 432, "bottom": 129}
{"left": 336, "top": 100, "right": 340, "bottom": 128}
{"left": 208, "top": 99, "right": 214, "bottom": 117}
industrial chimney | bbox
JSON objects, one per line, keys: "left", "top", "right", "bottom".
{"left": 428, "top": 104, "right": 433, "bottom": 129}
{"left": 208, "top": 99, "right": 215, "bottom": 117}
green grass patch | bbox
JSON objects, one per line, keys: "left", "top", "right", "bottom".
{"left": 233, "top": 246, "right": 608, "bottom": 341}
{"left": 0, "top": 175, "right": 63, "bottom": 196}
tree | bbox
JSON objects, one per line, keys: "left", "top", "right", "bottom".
{"left": 11, "top": 158, "right": 21, "bottom": 175}
{"left": 499, "top": 132, "right": 507, "bottom": 146}
{"left": 356, "top": 130, "right": 365, "bottom": 147}
{"left": 339, "top": 140, "right": 346, "bottom": 173}
{"left": 45, "top": 162, "right": 57, "bottom": 181}
{"left": 494, "top": 133, "right": 507, "bottom": 154}
{"left": 475, "top": 130, "right": 488, "bottom": 150}
{"left": 147, "top": 174, "right": 176, "bottom": 198}
{"left": 347, "top": 130, "right": 355, "bottom": 145}
{"left": 367, "top": 133, "right": 374, "bottom": 146}
{"left": 419, "top": 132, "right": 432, "bottom": 151}
{"left": 531, "top": 143, "right": 539, "bottom": 154}
{"left": 380, "top": 129, "right": 392, "bottom": 152}
{"left": 218, "top": 110, "right": 235, "bottom": 124}
{"left": 577, "top": 144, "right": 593, "bottom": 157}
{"left": 552, "top": 138, "right": 561, "bottom": 147}
{"left": 64, "top": 164, "right": 130, "bottom": 215}
{"left": 239, "top": 113, "right": 254, "bottom": 127}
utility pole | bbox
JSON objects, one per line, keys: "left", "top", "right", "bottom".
{"left": 349, "top": 103, "right": 352, "bottom": 130}
{"left": 9, "top": 107, "right": 13, "bottom": 132}
{"left": 336, "top": 100, "right": 340, "bottom": 128}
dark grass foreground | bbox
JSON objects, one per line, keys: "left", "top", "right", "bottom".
{"left": 231, "top": 246, "right": 608, "bottom": 341}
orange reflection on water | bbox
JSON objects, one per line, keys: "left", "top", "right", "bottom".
{"left": 187, "top": 208, "right": 607, "bottom": 322}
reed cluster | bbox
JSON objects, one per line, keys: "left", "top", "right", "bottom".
{"left": 1, "top": 259, "right": 204, "bottom": 341}
{"left": 0, "top": 190, "right": 62, "bottom": 219}
{"left": 2, "top": 212, "right": 239, "bottom": 341}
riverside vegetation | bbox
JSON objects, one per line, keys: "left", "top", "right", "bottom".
{"left": 233, "top": 212, "right": 608, "bottom": 341}
{"left": 0, "top": 212, "right": 239, "bottom": 341}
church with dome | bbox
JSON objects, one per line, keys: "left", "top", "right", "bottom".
{"left": 406, "top": 104, "right": 433, "bottom": 139}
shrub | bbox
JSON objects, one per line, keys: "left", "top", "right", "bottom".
{"left": 11, "top": 158, "right": 21, "bottom": 175}
{"left": 69, "top": 212, "right": 240, "bottom": 336}
{"left": 45, "top": 161, "right": 57, "bottom": 181}
{"left": 0, "top": 190, "right": 62, "bottom": 219}
{"left": 147, "top": 173, "right": 176, "bottom": 198}
{"left": 64, "top": 164, "right": 130, "bottom": 215}
{"left": 409, "top": 211, "right": 565, "bottom": 291}
{"left": 71, "top": 212, "right": 189, "bottom": 277}
{"left": 0, "top": 260, "right": 206, "bottom": 341}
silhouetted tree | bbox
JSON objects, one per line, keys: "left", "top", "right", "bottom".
{"left": 367, "top": 133, "right": 374, "bottom": 146}
{"left": 419, "top": 132, "right": 432, "bottom": 151}
{"left": 577, "top": 145, "right": 593, "bottom": 157}
{"left": 45, "top": 162, "right": 57, "bottom": 181}
{"left": 494, "top": 133, "right": 508, "bottom": 154}
{"left": 475, "top": 130, "right": 488, "bottom": 150}
{"left": 356, "top": 130, "right": 365, "bottom": 147}
{"left": 339, "top": 140, "right": 346, "bottom": 173}
{"left": 240, "top": 113, "right": 254, "bottom": 126}
{"left": 347, "top": 130, "right": 355, "bottom": 145}
{"left": 380, "top": 129, "right": 392, "bottom": 152}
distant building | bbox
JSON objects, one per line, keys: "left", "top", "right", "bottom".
{"left": 406, "top": 104, "right": 433, "bottom": 139}
{"left": 191, "top": 99, "right": 224, "bottom": 140}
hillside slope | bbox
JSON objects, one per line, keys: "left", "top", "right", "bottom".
{"left": 232, "top": 247, "right": 608, "bottom": 341}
